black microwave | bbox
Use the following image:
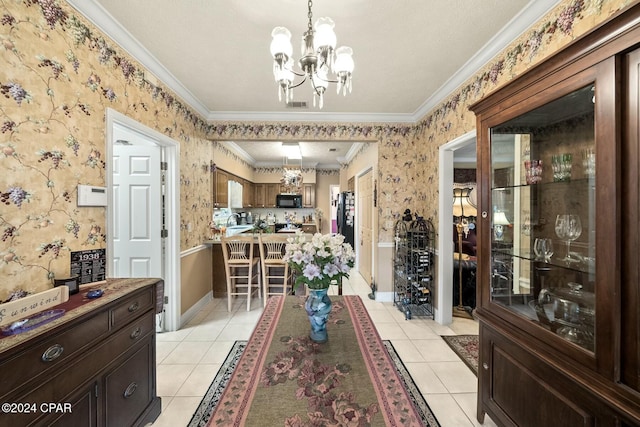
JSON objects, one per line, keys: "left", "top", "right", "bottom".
{"left": 276, "top": 194, "right": 302, "bottom": 208}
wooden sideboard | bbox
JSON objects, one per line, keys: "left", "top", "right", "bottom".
{"left": 0, "top": 278, "right": 162, "bottom": 426}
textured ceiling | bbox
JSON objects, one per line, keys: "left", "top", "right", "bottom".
{"left": 68, "top": 0, "right": 560, "bottom": 166}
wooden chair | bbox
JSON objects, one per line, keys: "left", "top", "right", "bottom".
{"left": 221, "top": 234, "right": 261, "bottom": 311}
{"left": 258, "top": 234, "right": 291, "bottom": 306}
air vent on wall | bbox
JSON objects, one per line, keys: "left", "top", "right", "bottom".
{"left": 286, "top": 101, "right": 308, "bottom": 109}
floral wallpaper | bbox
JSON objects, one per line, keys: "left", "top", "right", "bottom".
{"left": 0, "top": 0, "right": 631, "bottom": 302}
{"left": 0, "top": 0, "right": 212, "bottom": 301}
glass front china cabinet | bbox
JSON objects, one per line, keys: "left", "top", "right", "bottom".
{"left": 470, "top": 6, "right": 640, "bottom": 426}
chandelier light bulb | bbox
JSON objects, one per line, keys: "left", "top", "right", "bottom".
{"left": 270, "top": 27, "right": 293, "bottom": 60}
{"left": 314, "top": 17, "right": 336, "bottom": 68}
{"left": 334, "top": 46, "right": 354, "bottom": 95}
{"left": 270, "top": 1, "right": 354, "bottom": 108}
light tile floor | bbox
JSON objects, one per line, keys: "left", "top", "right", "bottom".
{"left": 151, "top": 273, "right": 498, "bottom": 427}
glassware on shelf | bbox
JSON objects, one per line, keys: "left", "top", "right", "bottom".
{"left": 555, "top": 214, "right": 582, "bottom": 264}
{"left": 555, "top": 215, "right": 568, "bottom": 257}
{"left": 582, "top": 148, "right": 595, "bottom": 178}
{"left": 534, "top": 238, "right": 554, "bottom": 263}
{"left": 552, "top": 153, "right": 572, "bottom": 182}
{"left": 524, "top": 159, "right": 543, "bottom": 184}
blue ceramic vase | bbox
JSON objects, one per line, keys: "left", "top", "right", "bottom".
{"left": 305, "top": 288, "right": 332, "bottom": 343}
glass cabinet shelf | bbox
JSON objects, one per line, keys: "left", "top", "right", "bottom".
{"left": 488, "top": 83, "right": 596, "bottom": 352}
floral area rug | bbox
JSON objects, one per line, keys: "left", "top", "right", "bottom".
{"left": 441, "top": 335, "right": 479, "bottom": 375}
{"left": 188, "top": 295, "right": 441, "bottom": 427}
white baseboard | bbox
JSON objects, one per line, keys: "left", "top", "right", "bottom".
{"left": 374, "top": 291, "right": 394, "bottom": 303}
{"left": 179, "top": 291, "right": 213, "bottom": 328}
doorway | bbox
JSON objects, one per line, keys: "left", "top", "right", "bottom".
{"left": 330, "top": 185, "right": 340, "bottom": 233}
{"left": 357, "top": 168, "right": 374, "bottom": 287}
{"left": 437, "top": 130, "right": 476, "bottom": 324}
{"left": 106, "top": 109, "right": 181, "bottom": 332}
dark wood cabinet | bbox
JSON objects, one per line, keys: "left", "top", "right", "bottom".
{"left": 0, "top": 279, "right": 161, "bottom": 427}
{"left": 470, "top": 6, "right": 640, "bottom": 426}
{"left": 47, "top": 381, "right": 98, "bottom": 427}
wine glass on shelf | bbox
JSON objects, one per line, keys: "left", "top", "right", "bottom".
{"left": 543, "top": 239, "right": 554, "bottom": 262}
{"left": 565, "top": 214, "right": 582, "bottom": 263}
{"left": 534, "top": 238, "right": 554, "bottom": 263}
{"left": 555, "top": 215, "right": 569, "bottom": 261}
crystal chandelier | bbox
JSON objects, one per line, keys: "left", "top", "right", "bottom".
{"left": 270, "top": 0, "right": 354, "bottom": 109}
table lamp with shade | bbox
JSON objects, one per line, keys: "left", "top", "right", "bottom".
{"left": 453, "top": 187, "right": 477, "bottom": 318}
{"left": 493, "top": 211, "right": 510, "bottom": 241}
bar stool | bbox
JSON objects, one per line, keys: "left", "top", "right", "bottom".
{"left": 221, "top": 234, "right": 261, "bottom": 311}
{"left": 258, "top": 233, "right": 291, "bottom": 307}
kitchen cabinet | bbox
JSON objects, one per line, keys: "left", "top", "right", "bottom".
{"left": 265, "top": 183, "right": 280, "bottom": 207}
{"left": 243, "top": 179, "right": 254, "bottom": 208}
{"left": 0, "top": 279, "right": 162, "bottom": 426}
{"left": 470, "top": 7, "right": 640, "bottom": 426}
{"left": 302, "top": 183, "right": 315, "bottom": 208}
{"left": 254, "top": 183, "right": 280, "bottom": 208}
{"left": 214, "top": 169, "right": 229, "bottom": 208}
{"left": 254, "top": 183, "right": 266, "bottom": 207}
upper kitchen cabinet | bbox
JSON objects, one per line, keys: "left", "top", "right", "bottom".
{"left": 253, "top": 183, "right": 279, "bottom": 208}
{"left": 213, "top": 169, "right": 229, "bottom": 208}
{"left": 470, "top": 6, "right": 640, "bottom": 426}
{"left": 265, "top": 184, "right": 280, "bottom": 208}
{"left": 254, "top": 183, "right": 266, "bottom": 208}
{"left": 243, "top": 179, "right": 254, "bottom": 208}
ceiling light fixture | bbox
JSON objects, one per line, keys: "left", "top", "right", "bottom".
{"left": 282, "top": 142, "right": 302, "bottom": 160}
{"left": 270, "top": 0, "right": 354, "bottom": 109}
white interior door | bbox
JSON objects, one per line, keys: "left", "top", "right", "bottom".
{"left": 357, "top": 169, "right": 373, "bottom": 286}
{"left": 112, "top": 141, "right": 162, "bottom": 278}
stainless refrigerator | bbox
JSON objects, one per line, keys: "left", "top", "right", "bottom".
{"left": 336, "top": 191, "right": 355, "bottom": 247}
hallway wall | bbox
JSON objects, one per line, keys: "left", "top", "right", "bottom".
{"left": 0, "top": 0, "right": 629, "bottom": 311}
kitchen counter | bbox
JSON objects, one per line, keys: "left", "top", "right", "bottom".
{"left": 204, "top": 228, "right": 315, "bottom": 244}
{"left": 204, "top": 231, "right": 313, "bottom": 298}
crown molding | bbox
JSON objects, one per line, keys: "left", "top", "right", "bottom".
{"left": 219, "top": 141, "right": 256, "bottom": 164}
{"left": 66, "top": 0, "right": 209, "bottom": 118}
{"left": 206, "top": 110, "right": 416, "bottom": 124}
{"left": 412, "top": 0, "right": 561, "bottom": 121}
{"left": 67, "top": 0, "right": 561, "bottom": 124}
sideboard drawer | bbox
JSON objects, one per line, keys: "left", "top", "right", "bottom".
{"left": 105, "top": 310, "right": 154, "bottom": 360}
{"left": 0, "top": 310, "right": 110, "bottom": 399}
{"left": 110, "top": 287, "right": 154, "bottom": 329}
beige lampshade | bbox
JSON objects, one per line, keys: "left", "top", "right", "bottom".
{"left": 452, "top": 188, "right": 477, "bottom": 217}
{"left": 494, "top": 211, "right": 510, "bottom": 225}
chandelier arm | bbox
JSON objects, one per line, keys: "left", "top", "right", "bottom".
{"left": 288, "top": 75, "right": 308, "bottom": 89}
{"left": 313, "top": 72, "right": 338, "bottom": 84}
{"left": 288, "top": 68, "right": 306, "bottom": 78}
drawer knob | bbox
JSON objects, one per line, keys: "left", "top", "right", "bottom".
{"left": 42, "top": 344, "right": 64, "bottom": 362}
{"left": 128, "top": 301, "right": 140, "bottom": 313}
{"left": 483, "top": 362, "right": 489, "bottom": 370}
{"left": 130, "top": 327, "right": 142, "bottom": 340}
{"left": 123, "top": 382, "right": 138, "bottom": 398}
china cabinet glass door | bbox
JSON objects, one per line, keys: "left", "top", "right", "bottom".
{"left": 489, "top": 84, "right": 596, "bottom": 352}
